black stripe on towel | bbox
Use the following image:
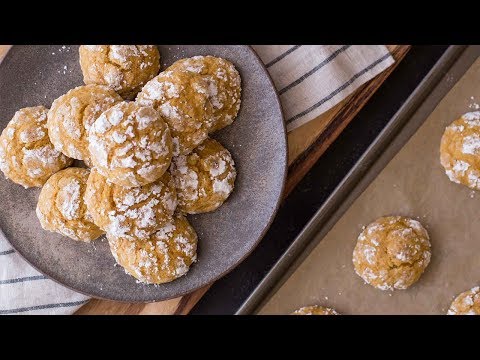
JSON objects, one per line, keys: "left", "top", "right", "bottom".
{"left": 286, "top": 53, "right": 392, "bottom": 124}
{"left": 0, "top": 249, "right": 15, "bottom": 256}
{"left": 279, "top": 45, "right": 351, "bottom": 95}
{"left": 265, "top": 45, "right": 302, "bottom": 68}
{"left": 0, "top": 300, "right": 89, "bottom": 314}
{"left": 0, "top": 275, "right": 47, "bottom": 285}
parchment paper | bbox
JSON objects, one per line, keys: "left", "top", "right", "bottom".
{"left": 260, "top": 57, "right": 480, "bottom": 315}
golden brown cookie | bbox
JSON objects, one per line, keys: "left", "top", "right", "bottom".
{"left": 440, "top": 112, "right": 480, "bottom": 190}
{"left": 136, "top": 56, "right": 241, "bottom": 155}
{"left": 291, "top": 305, "right": 339, "bottom": 315}
{"left": 0, "top": 106, "right": 72, "bottom": 188}
{"left": 352, "top": 216, "right": 431, "bottom": 291}
{"left": 47, "top": 85, "right": 122, "bottom": 164}
{"left": 85, "top": 168, "right": 177, "bottom": 241}
{"left": 170, "top": 138, "right": 236, "bottom": 214}
{"left": 108, "top": 213, "right": 198, "bottom": 284}
{"left": 447, "top": 286, "right": 480, "bottom": 315}
{"left": 88, "top": 101, "right": 173, "bottom": 188}
{"left": 36, "top": 168, "right": 104, "bottom": 242}
{"left": 79, "top": 45, "right": 160, "bottom": 99}
{"left": 168, "top": 56, "right": 241, "bottom": 132}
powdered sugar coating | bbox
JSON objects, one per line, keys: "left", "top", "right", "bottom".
{"left": 448, "top": 286, "right": 480, "bottom": 315}
{"left": 108, "top": 213, "right": 197, "bottom": 284}
{"left": 79, "top": 45, "right": 160, "bottom": 99}
{"left": 47, "top": 84, "right": 122, "bottom": 164}
{"left": 36, "top": 167, "right": 104, "bottom": 242}
{"left": 0, "top": 106, "right": 72, "bottom": 188}
{"left": 292, "top": 305, "right": 339, "bottom": 315}
{"left": 353, "top": 216, "right": 431, "bottom": 291}
{"left": 441, "top": 112, "right": 480, "bottom": 190}
{"left": 168, "top": 56, "right": 242, "bottom": 132}
{"left": 136, "top": 56, "right": 241, "bottom": 156}
{"left": 170, "top": 138, "right": 236, "bottom": 214}
{"left": 85, "top": 168, "right": 177, "bottom": 241}
{"left": 88, "top": 101, "right": 173, "bottom": 188}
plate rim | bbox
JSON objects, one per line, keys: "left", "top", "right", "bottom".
{"left": 0, "top": 45, "right": 288, "bottom": 304}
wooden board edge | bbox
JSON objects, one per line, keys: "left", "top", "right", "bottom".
{"left": 284, "top": 45, "right": 411, "bottom": 196}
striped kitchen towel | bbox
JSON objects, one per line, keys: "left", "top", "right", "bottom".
{"left": 252, "top": 45, "right": 394, "bottom": 131}
{"left": 0, "top": 230, "right": 89, "bottom": 315}
{"left": 0, "top": 45, "right": 394, "bottom": 315}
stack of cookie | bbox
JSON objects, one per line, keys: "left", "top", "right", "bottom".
{"left": 0, "top": 45, "right": 242, "bottom": 285}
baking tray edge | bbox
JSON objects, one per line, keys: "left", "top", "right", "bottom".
{"left": 237, "top": 45, "right": 476, "bottom": 315}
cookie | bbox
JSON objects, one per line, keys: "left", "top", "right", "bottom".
{"left": 168, "top": 55, "right": 241, "bottom": 132}
{"left": 136, "top": 56, "right": 241, "bottom": 155}
{"left": 0, "top": 106, "right": 72, "bottom": 188}
{"left": 291, "top": 305, "right": 339, "bottom": 315}
{"left": 88, "top": 101, "right": 173, "bottom": 188}
{"left": 36, "top": 167, "right": 104, "bottom": 242}
{"left": 352, "top": 216, "right": 431, "bottom": 291}
{"left": 85, "top": 168, "right": 177, "bottom": 241}
{"left": 108, "top": 213, "right": 197, "bottom": 284}
{"left": 440, "top": 112, "right": 480, "bottom": 190}
{"left": 79, "top": 45, "right": 160, "bottom": 99}
{"left": 170, "top": 138, "right": 236, "bottom": 214}
{"left": 47, "top": 84, "right": 122, "bottom": 164}
{"left": 447, "top": 286, "right": 480, "bottom": 315}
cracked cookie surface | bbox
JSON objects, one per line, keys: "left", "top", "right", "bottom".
{"left": 36, "top": 167, "right": 104, "bottom": 242}
{"left": 440, "top": 112, "right": 480, "bottom": 190}
{"left": 136, "top": 56, "right": 241, "bottom": 155}
{"left": 47, "top": 84, "right": 122, "bottom": 165}
{"left": 108, "top": 213, "right": 197, "bottom": 284}
{"left": 353, "top": 216, "right": 431, "bottom": 291}
{"left": 170, "top": 138, "right": 236, "bottom": 214}
{"left": 291, "top": 305, "right": 339, "bottom": 315}
{"left": 85, "top": 168, "right": 177, "bottom": 241}
{"left": 0, "top": 106, "right": 72, "bottom": 188}
{"left": 448, "top": 286, "right": 480, "bottom": 315}
{"left": 168, "top": 56, "right": 241, "bottom": 132}
{"left": 79, "top": 45, "right": 160, "bottom": 99}
{"left": 88, "top": 101, "right": 172, "bottom": 188}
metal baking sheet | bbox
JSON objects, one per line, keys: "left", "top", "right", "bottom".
{"left": 237, "top": 45, "right": 477, "bottom": 314}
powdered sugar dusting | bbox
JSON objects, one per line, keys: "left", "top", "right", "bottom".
{"left": 88, "top": 102, "right": 172, "bottom": 187}
{"left": 353, "top": 216, "right": 431, "bottom": 291}
{"left": 59, "top": 179, "right": 81, "bottom": 220}
{"left": 108, "top": 214, "right": 197, "bottom": 284}
{"left": 462, "top": 134, "right": 480, "bottom": 155}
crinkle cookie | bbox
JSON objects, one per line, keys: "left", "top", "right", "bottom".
{"left": 88, "top": 101, "right": 172, "bottom": 188}
{"left": 352, "top": 216, "right": 431, "bottom": 291}
{"left": 36, "top": 168, "right": 104, "bottom": 242}
{"left": 170, "top": 138, "right": 236, "bottom": 214}
{"left": 89, "top": 102, "right": 172, "bottom": 187}
{"left": 168, "top": 56, "right": 241, "bottom": 132}
{"left": 79, "top": 45, "right": 160, "bottom": 99}
{"left": 447, "top": 286, "right": 480, "bottom": 315}
{"left": 291, "top": 305, "right": 339, "bottom": 315}
{"left": 47, "top": 84, "right": 122, "bottom": 164}
{"left": 0, "top": 106, "right": 72, "bottom": 188}
{"left": 136, "top": 55, "right": 241, "bottom": 155}
{"left": 440, "top": 111, "right": 480, "bottom": 190}
{"left": 108, "top": 213, "right": 197, "bottom": 284}
{"left": 85, "top": 168, "right": 177, "bottom": 241}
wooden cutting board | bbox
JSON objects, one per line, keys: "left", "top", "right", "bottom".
{"left": 0, "top": 45, "right": 410, "bottom": 314}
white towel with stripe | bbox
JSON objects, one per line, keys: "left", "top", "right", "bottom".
{"left": 252, "top": 45, "right": 394, "bottom": 131}
{"left": 0, "top": 45, "right": 394, "bottom": 315}
{"left": 0, "top": 231, "right": 89, "bottom": 315}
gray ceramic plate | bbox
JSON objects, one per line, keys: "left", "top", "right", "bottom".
{"left": 0, "top": 45, "right": 287, "bottom": 302}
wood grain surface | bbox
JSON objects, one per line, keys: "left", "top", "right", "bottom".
{"left": 0, "top": 45, "right": 410, "bottom": 314}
